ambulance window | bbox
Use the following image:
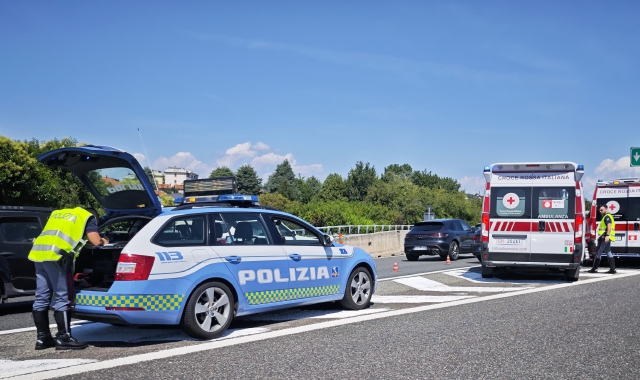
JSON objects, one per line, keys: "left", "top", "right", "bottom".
{"left": 596, "top": 198, "right": 628, "bottom": 221}
{"left": 533, "top": 187, "right": 575, "bottom": 219}
{"left": 491, "top": 188, "right": 531, "bottom": 219}
{"left": 154, "top": 215, "right": 207, "bottom": 247}
{"left": 627, "top": 198, "right": 640, "bottom": 221}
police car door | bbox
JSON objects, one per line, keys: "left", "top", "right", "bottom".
{"left": 594, "top": 186, "right": 628, "bottom": 255}
{"left": 212, "top": 213, "right": 289, "bottom": 306}
{"left": 489, "top": 173, "right": 533, "bottom": 262}
{"left": 267, "top": 215, "right": 342, "bottom": 302}
{"left": 530, "top": 173, "right": 576, "bottom": 262}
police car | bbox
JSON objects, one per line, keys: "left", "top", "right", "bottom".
{"left": 37, "top": 146, "right": 377, "bottom": 339}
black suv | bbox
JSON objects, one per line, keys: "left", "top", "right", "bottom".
{"left": 404, "top": 219, "right": 476, "bottom": 261}
{"left": 0, "top": 205, "right": 53, "bottom": 302}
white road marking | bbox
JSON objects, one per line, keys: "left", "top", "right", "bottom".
{"left": 0, "top": 321, "right": 91, "bottom": 336}
{"left": 372, "top": 295, "right": 474, "bottom": 303}
{"left": 11, "top": 271, "right": 640, "bottom": 380}
{"left": 580, "top": 269, "right": 632, "bottom": 277}
{"left": 378, "top": 267, "right": 474, "bottom": 282}
{"left": 443, "top": 268, "right": 568, "bottom": 285}
{"left": 71, "top": 323, "right": 268, "bottom": 343}
{"left": 239, "top": 308, "right": 388, "bottom": 322}
{"left": 394, "top": 276, "right": 529, "bottom": 293}
{"left": 0, "top": 360, "right": 96, "bottom": 379}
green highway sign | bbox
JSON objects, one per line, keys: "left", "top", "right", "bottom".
{"left": 632, "top": 147, "right": 640, "bottom": 167}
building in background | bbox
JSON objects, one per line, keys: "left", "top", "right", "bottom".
{"left": 151, "top": 170, "right": 165, "bottom": 186}
{"left": 164, "top": 167, "right": 198, "bottom": 187}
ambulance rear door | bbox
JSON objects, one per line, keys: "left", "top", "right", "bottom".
{"left": 488, "top": 173, "right": 533, "bottom": 262}
{"left": 594, "top": 186, "right": 628, "bottom": 255}
{"left": 626, "top": 185, "right": 640, "bottom": 255}
{"left": 530, "top": 172, "right": 576, "bottom": 262}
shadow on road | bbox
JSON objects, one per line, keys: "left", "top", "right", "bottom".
{"left": 0, "top": 300, "right": 33, "bottom": 316}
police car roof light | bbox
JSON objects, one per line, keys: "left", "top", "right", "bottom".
{"left": 218, "top": 194, "right": 259, "bottom": 202}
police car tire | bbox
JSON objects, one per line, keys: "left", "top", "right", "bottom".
{"left": 448, "top": 241, "right": 459, "bottom": 261}
{"left": 182, "top": 281, "right": 235, "bottom": 340}
{"left": 340, "top": 267, "right": 373, "bottom": 310}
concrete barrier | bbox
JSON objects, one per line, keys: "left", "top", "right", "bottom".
{"left": 340, "top": 230, "right": 408, "bottom": 258}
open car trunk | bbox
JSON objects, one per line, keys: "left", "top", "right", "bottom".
{"left": 73, "top": 215, "right": 153, "bottom": 292}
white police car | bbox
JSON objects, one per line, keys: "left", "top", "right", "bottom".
{"left": 38, "top": 146, "right": 377, "bottom": 339}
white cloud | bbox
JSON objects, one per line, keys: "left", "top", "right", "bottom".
{"left": 133, "top": 153, "right": 146, "bottom": 164}
{"left": 582, "top": 156, "right": 640, "bottom": 200}
{"left": 152, "top": 152, "right": 214, "bottom": 177}
{"left": 216, "top": 141, "right": 272, "bottom": 168}
{"left": 459, "top": 176, "right": 486, "bottom": 195}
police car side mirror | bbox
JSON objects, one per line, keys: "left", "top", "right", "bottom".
{"left": 322, "top": 234, "right": 333, "bottom": 247}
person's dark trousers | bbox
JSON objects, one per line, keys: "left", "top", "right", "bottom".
{"left": 53, "top": 310, "right": 88, "bottom": 350}
{"left": 32, "top": 310, "right": 56, "bottom": 350}
{"left": 588, "top": 238, "right": 603, "bottom": 273}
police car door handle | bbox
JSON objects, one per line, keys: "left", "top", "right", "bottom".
{"left": 288, "top": 253, "right": 301, "bottom": 261}
{"left": 538, "top": 221, "right": 546, "bottom": 232}
{"left": 225, "top": 256, "right": 242, "bottom": 263}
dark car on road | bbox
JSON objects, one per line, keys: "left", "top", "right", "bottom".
{"left": 0, "top": 205, "right": 53, "bottom": 302}
{"left": 471, "top": 223, "right": 482, "bottom": 261}
{"left": 404, "top": 219, "right": 476, "bottom": 261}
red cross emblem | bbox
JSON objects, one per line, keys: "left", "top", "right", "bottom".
{"left": 507, "top": 197, "right": 515, "bottom": 205}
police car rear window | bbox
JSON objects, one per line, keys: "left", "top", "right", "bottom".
{"left": 154, "top": 215, "right": 207, "bottom": 247}
{"left": 411, "top": 222, "right": 444, "bottom": 231}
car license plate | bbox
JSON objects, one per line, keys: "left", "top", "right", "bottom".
{"left": 413, "top": 246, "right": 428, "bottom": 250}
{"left": 496, "top": 238, "right": 524, "bottom": 245}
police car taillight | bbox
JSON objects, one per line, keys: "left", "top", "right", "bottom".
{"left": 115, "top": 254, "right": 155, "bottom": 281}
{"left": 481, "top": 213, "right": 489, "bottom": 243}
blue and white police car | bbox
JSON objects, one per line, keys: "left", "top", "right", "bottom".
{"left": 38, "top": 146, "right": 377, "bottom": 339}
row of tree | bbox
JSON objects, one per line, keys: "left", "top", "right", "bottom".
{"left": 0, "top": 135, "right": 481, "bottom": 225}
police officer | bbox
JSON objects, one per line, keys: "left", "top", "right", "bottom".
{"left": 28, "top": 207, "right": 108, "bottom": 350}
{"left": 588, "top": 204, "right": 616, "bottom": 274}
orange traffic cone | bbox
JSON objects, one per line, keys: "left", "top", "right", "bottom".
{"left": 393, "top": 261, "right": 400, "bottom": 272}
{"left": 338, "top": 233, "right": 343, "bottom": 244}
{"left": 445, "top": 255, "right": 451, "bottom": 264}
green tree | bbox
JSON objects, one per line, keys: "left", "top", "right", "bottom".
{"left": 159, "top": 193, "right": 175, "bottom": 206}
{"left": 209, "top": 166, "right": 235, "bottom": 178}
{"left": 296, "top": 176, "right": 312, "bottom": 204}
{"left": 306, "top": 176, "right": 322, "bottom": 198}
{"left": 411, "top": 169, "right": 461, "bottom": 193}
{"left": 265, "top": 160, "right": 298, "bottom": 199}
{"left": 381, "top": 163, "right": 413, "bottom": 182}
{"left": 276, "top": 178, "right": 297, "bottom": 200}
{"left": 345, "top": 161, "right": 378, "bottom": 201}
{"left": 258, "top": 193, "right": 295, "bottom": 212}
{"left": 236, "top": 164, "right": 262, "bottom": 194}
{"left": 314, "top": 173, "right": 347, "bottom": 202}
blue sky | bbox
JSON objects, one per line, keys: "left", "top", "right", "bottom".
{"left": 1, "top": 1, "right": 639, "bottom": 197}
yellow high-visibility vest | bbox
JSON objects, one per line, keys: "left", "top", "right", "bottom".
{"left": 28, "top": 207, "right": 93, "bottom": 262}
{"left": 597, "top": 213, "right": 616, "bottom": 242}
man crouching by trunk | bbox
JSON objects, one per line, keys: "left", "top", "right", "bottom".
{"left": 28, "top": 207, "right": 108, "bottom": 350}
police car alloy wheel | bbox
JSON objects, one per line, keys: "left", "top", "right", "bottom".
{"left": 182, "top": 281, "right": 234, "bottom": 339}
{"left": 340, "top": 267, "right": 373, "bottom": 310}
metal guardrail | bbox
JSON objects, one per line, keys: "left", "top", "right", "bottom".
{"left": 316, "top": 225, "right": 413, "bottom": 236}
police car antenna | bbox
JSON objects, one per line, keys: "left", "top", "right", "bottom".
{"left": 137, "top": 128, "right": 160, "bottom": 193}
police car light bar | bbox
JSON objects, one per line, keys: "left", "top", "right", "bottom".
{"left": 218, "top": 194, "right": 259, "bottom": 202}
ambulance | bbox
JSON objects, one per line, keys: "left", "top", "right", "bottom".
{"left": 588, "top": 178, "right": 640, "bottom": 259}
{"left": 480, "top": 162, "right": 586, "bottom": 281}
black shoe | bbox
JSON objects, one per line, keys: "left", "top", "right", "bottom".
{"left": 53, "top": 310, "right": 88, "bottom": 350}
{"left": 32, "top": 310, "right": 56, "bottom": 350}
{"left": 607, "top": 269, "right": 617, "bottom": 274}
{"left": 588, "top": 268, "right": 598, "bottom": 273}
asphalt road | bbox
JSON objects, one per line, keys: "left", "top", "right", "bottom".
{"left": 62, "top": 274, "right": 640, "bottom": 380}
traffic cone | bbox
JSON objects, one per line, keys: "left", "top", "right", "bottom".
{"left": 393, "top": 261, "right": 399, "bottom": 272}
{"left": 445, "top": 255, "right": 451, "bottom": 264}
{"left": 338, "top": 233, "right": 343, "bottom": 244}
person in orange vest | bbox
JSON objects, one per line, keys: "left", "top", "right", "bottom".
{"left": 28, "top": 207, "right": 108, "bottom": 350}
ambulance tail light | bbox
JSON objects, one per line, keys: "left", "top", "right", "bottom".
{"left": 481, "top": 213, "right": 489, "bottom": 243}
{"left": 574, "top": 214, "right": 584, "bottom": 244}
{"left": 115, "top": 254, "right": 155, "bottom": 281}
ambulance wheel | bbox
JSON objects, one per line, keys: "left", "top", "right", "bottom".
{"left": 340, "top": 267, "right": 373, "bottom": 310}
{"left": 406, "top": 253, "right": 419, "bottom": 261}
{"left": 448, "top": 241, "right": 460, "bottom": 261}
{"left": 182, "top": 281, "right": 234, "bottom": 340}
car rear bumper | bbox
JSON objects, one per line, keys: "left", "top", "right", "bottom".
{"left": 404, "top": 241, "right": 448, "bottom": 255}
{"left": 484, "top": 260, "right": 580, "bottom": 270}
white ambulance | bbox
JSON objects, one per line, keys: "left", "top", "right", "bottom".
{"left": 588, "top": 178, "right": 640, "bottom": 259}
{"left": 480, "top": 162, "right": 586, "bottom": 281}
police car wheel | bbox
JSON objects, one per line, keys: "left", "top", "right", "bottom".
{"left": 448, "top": 241, "right": 459, "bottom": 261}
{"left": 340, "top": 267, "right": 373, "bottom": 310}
{"left": 182, "top": 281, "right": 234, "bottom": 340}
